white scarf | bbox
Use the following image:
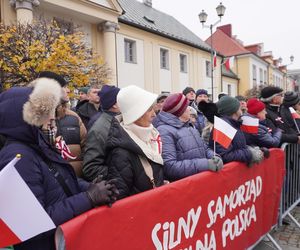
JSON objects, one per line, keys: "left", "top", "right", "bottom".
{"left": 122, "top": 123, "right": 163, "bottom": 165}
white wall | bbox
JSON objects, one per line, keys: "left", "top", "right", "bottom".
{"left": 272, "top": 68, "right": 284, "bottom": 88}
{"left": 116, "top": 34, "right": 145, "bottom": 89}
{"left": 223, "top": 81, "right": 237, "bottom": 97}
{"left": 158, "top": 46, "right": 172, "bottom": 92}
{"left": 34, "top": 10, "right": 92, "bottom": 46}
{"left": 250, "top": 57, "right": 268, "bottom": 88}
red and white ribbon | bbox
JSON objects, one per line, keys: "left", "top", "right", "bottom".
{"left": 55, "top": 137, "right": 77, "bottom": 160}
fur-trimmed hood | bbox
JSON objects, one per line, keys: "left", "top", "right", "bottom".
{"left": 23, "top": 78, "right": 61, "bottom": 127}
{"left": 0, "top": 78, "right": 61, "bottom": 144}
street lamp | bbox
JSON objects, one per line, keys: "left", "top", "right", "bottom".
{"left": 199, "top": 2, "right": 226, "bottom": 100}
{"left": 281, "top": 55, "right": 295, "bottom": 91}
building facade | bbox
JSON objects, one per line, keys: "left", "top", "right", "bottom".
{"left": 1, "top": 0, "right": 224, "bottom": 96}
{"left": 206, "top": 24, "right": 290, "bottom": 96}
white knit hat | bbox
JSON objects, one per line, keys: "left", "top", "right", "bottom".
{"left": 117, "top": 85, "right": 157, "bottom": 125}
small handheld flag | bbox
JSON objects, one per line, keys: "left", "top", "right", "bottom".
{"left": 289, "top": 107, "right": 300, "bottom": 119}
{"left": 0, "top": 156, "right": 55, "bottom": 248}
{"left": 241, "top": 116, "right": 259, "bottom": 134}
{"left": 213, "top": 116, "right": 237, "bottom": 149}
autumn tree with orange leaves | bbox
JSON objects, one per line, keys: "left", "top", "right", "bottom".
{"left": 0, "top": 19, "right": 110, "bottom": 91}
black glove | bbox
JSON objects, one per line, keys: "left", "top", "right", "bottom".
{"left": 260, "top": 147, "right": 270, "bottom": 159}
{"left": 86, "top": 179, "right": 119, "bottom": 207}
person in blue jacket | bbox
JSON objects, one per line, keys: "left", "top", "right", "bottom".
{"left": 0, "top": 78, "right": 118, "bottom": 250}
{"left": 210, "top": 96, "right": 264, "bottom": 165}
{"left": 243, "top": 98, "right": 282, "bottom": 148}
{"left": 154, "top": 93, "right": 223, "bottom": 182}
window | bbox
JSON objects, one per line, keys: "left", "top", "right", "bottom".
{"left": 124, "top": 39, "right": 137, "bottom": 63}
{"left": 227, "top": 84, "right": 232, "bottom": 96}
{"left": 206, "top": 61, "right": 211, "bottom": 77}
{"left": 160, "top": 48, "right": 169, "bottom": 69}
{"left": 259, "top": 68, "right": 263, "bottom": 84}
{"left": 252, "top": 65, "right": 257, "bottom": 86}
{"left": 263, "top": 70, "right": 267, "bottom": 84}
{"left": 180, "top": 54, "right": 187, "bottom": 73}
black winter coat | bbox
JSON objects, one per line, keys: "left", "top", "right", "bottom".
{"left": 265, "top": 104, "right": 298, "bottom": 144}
{"left": 280, "top": 105, "right": 300, "bottom": 135}
{"left": 106, "top": 120, "right": 164, "bottom": 199}
{"left": 76, "top": 102, "right": 99, "bottom": 129}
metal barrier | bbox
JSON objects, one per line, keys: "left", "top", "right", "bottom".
{"left": 279, "top": 143, "right": 300, "bottom": 228}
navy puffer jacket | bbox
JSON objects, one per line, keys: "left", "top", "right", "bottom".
{"left": 0, "top": 87, "right": 92, "bottom": 250}
{"left": 242, "top": 114, "right": 282, "bottom": 148}
{"left": 154, "top": 111, "right": 214, "bottom": 181}
{"left": 209, "top": 116, "right": 252, "bottom": 164}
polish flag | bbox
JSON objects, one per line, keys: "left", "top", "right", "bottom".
{"left": 240, "top": 116, "right": 259, "bottom": 134}
{"left": 224, "top": 56, "right": 235, "bottom": 71}
{"left": 213, "top": 116, "right": 237, "bottom": 149}
{"left": 289, "top": 107, "right": 300, "bottom": 119}
{"left": 0, "top": 156, "right": 55, "bottom": 248}
{"left": 213, "top": 51, "right": 217, "bottom": 68}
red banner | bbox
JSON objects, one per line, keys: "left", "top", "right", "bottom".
{"left": 57, "top": 149, "right": 285, "bottom": 250}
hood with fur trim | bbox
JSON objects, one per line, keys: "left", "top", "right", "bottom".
{"left": 23, "top": 78, "right": 61, "bottom": 127}
{"left": 0, "top": 79, "right": 61, "bottom": 144}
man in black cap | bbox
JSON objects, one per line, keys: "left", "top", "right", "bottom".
{"left": 260, "top": 86, "right": 300, "bottom": 144}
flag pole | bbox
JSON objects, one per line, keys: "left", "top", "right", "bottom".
{"left": 293, "top": 118, "right": 300, "bottom": 134}
{"left": 214, "top": 140, "right": 216, "bottom": 157}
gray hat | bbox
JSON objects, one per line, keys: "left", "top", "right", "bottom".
{"left": 217, "top": 96, "right": 240, "bottom": 116}
{"left": 283, "top": 91, "right": 300, "bottom": 107}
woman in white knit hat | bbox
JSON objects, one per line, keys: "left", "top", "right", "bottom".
{"left": 106, "top": 85, "right": 164, "bottom": 199}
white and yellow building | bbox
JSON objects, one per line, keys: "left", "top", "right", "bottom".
{"left": 1, "top": 0, "right": 226, "bottom": 96}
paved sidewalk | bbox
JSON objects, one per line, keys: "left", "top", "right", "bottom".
{"left": 254, "top": 206, "right": 300, "bottom": 250}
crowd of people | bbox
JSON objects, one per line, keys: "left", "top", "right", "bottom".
{"left": 0, "top": 71, "right": 299, "bottom": 249}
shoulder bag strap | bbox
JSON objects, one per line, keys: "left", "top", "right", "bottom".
{"left": 138, "top": 155, "right": 156, "bottom": 188}
{"left": 6, "top": 140, "right": 73, "bottom": 197}
{"left": 46, "top": 161, "right": 73, "bottom": 197}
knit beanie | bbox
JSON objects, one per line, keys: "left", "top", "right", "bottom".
{"left": 117, "top": 85, "right": 157, "bottom": 125}
{"left": 217, "top": 96, "right": 240, "bottom": 116}
{"left": 98, "top": 85, "right": 120, "bottom": 110}
{"left": 78, "top": 87, "right": 89, "bottom": 94}
{"left": 196, "top": 89, "right": 208, "bottom": 97}
{"left": 283, "top": 91, "right": 300, "bottom": 107}
{"left": 37, "top": 71, "right": 68, "bottom": 87}
{"left": 182, "top": 87, "right": 195, "bottom": 96}
{"left": 162, "top": 93, "right": 189, "bottom": 117}
{"left": 247, "top": 98, "right": 265, "bottom": 115}
{"left": 260, "top": 86, "right": 283, "bottom": 103}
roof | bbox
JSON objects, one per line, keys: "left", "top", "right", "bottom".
{"left": 205, "top": 29, "right": 249, "bottom": 57}
{"left": 222, "top": 65, "right": 239, "bottom": 80}
{"left": 118, "top": 0, "right": 212, "bottom": 52}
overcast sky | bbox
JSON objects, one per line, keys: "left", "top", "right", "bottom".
{"left": 151, "top": 0, "right": 299, "bottom": 70}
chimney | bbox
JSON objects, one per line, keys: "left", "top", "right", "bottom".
{"left": 143, "top": 0, "right": 152, "bottom": 7}
{"left": 217, "top": 24, "right": 232, "bottom": 37}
